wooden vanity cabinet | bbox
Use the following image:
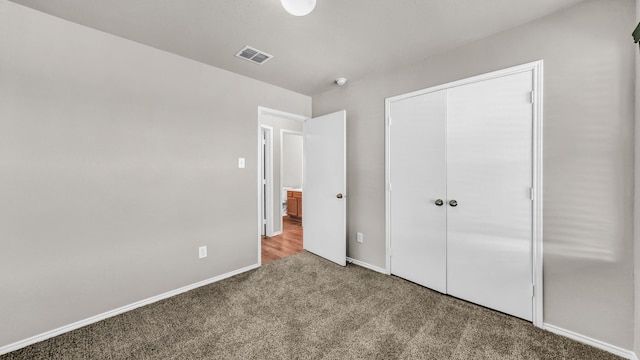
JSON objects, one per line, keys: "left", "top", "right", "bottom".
{"left": 286, "top": 191, "right": 302, "bottom": 220}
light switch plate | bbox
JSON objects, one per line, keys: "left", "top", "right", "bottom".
{"left": 199, "top": 246, "right": 207, "bottom": 259}
{"left": 238, "top": 158, "right": 245, "bottom": 168}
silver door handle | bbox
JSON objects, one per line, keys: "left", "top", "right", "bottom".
{"left": 435, "top": 199, "right": 444, "bottom": 206}
{"left": 449, "top": 200, "right": 457, "bottom": 207}
{"left": 336, "top": 193, "right": 344, "bottom": 199}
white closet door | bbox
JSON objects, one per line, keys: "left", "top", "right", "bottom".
{"left": 446, "top": 71, "right": 534, "bottom": 321}
{"left": 389, "top": 91, "right": 447, "bottom": 292}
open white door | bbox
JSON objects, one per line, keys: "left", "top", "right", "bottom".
{"left": 303, "top": 110, "right": 346, "bottom": 266}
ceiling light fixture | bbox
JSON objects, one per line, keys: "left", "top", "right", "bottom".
{"left": 281, "top": 0, "right": 316, "bottom": 16}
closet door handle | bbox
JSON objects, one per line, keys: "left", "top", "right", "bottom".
{"left": 435, "top": 199, "right": 444, "bottom": 206}
{"left": 449, "top": 200, "right": 458, "bottom": 207}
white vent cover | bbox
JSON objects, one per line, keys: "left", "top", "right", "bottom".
{"left": 235, "top": 46, "right": 273, "bottom": 65}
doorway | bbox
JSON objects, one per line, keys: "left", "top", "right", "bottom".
{"left": 280, "top": 129, "right": 303, "bottom": 223}
{"left": 257, "top": 107, "right": 348, "bottom": 267}
{"left": 258, "top": 107, "right": 306, "bottom": 265}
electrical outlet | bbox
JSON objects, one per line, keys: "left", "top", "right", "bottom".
{"left": 356, "top": 232, "right": 364, "bottom": 243}
{"left": 199, "top": 246, "right": 207, "bottom": 259}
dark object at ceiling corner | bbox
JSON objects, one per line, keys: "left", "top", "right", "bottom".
{"left": 633, "top": 22, "right": 640, "bottom": 44}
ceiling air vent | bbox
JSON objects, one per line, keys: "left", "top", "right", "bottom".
{"left": 235, "top": 46, "right": 273, "bottom": 65}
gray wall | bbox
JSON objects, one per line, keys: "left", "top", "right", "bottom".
{"left": 313, "top": 0, "right": 635, "bottom": 350}
{"left": 0, "top": 0, "right": 310, "bottom": 348}
{"left": 259, "top": 114, "right": 303, "bottom": 233}
{"left": 282, "top": 133, "right": 303, "bottom": 189}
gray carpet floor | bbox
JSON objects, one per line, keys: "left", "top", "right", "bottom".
{"left": 1, "top": 251, "right": 623, "bottom": 359}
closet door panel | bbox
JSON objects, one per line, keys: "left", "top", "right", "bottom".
{"left": 446, "top": 71, "right": 533, "bottom": 320}
{"left": 389, "top": 90, "right": 447, "bottom": 292}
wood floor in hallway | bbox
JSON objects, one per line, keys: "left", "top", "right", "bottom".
{"left": 261, "top": 217, "right": 303, "bottom": 264}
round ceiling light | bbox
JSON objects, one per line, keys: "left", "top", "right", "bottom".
{"left": 281, "top": 0, "right": 316, "bottom": 16}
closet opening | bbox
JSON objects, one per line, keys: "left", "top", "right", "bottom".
{"left": 385, "top": 60, "right": 544, "bottom": 326}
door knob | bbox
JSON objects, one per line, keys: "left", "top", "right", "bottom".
{"left": 336, "top": 193, "right": 344, "bottom": 199}
{"left": 435, "top": 199, "right": 444, "bottom": 206}
{"left": 449, "top": 200, "right": 457, "bottom": 207}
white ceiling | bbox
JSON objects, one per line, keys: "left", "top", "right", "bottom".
{"left": 10, "top": 0, "right": 583, "bottom": 96}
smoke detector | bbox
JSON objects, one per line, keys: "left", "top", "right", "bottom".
{"left": 335, "top": 78, "right": 347, "bottom": 86}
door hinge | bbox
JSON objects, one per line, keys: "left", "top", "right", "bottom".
{"left": 262, "top": 219, "right": 267, "bottom": 225}
{"left": 262, "top": 179, "right": 267, "bottom": 185}
{"left": 531, "top": 284, "right": 535, "bottom": 297}
{"left": 530, "top": 91, "right": 535, "bottom": 104}
{"left": 388, "top": 182, "right": 392, "bottom": 191}
{"left": 388, "top": 117, "right": 392, "bottom": 126}
{"left": 530, "top": 187, "right": 535, "bottom": 200}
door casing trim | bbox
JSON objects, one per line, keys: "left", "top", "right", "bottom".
{"left": 260, "top": 125, "right": 274, "bottom": 237}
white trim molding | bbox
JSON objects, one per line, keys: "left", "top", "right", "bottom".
{"left": 258, "top": 106, "right": 308, "bottom": 123}
{"left": 0, "top": 264, "right": 260, "bottom": 356}
{"left": 544, "top": 323, "right": 637, "bottom": 360}
{"left": 259, "top": 124, "right": 275, "bottom": 237}
{"left": 385, "top": 60, "right": 544, "bottom": 326}
{"left": 531, "top": 61, "right": 544, "bottom": 328}
{"left": 346, "top": 257, "right": 388, "bottom": 275}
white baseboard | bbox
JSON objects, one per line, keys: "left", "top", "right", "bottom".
{"left": 0, "top": 263, "right": 260, "bottom": 356}
{"left": 346, "top": 257, "right": 388, "bottom": 274}
{"left": 543, "top": 323, "right": 636, "bottom": 359}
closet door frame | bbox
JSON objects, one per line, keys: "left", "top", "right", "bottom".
{"left": 384, "top": 60, "right": 544, "bottom": 327}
